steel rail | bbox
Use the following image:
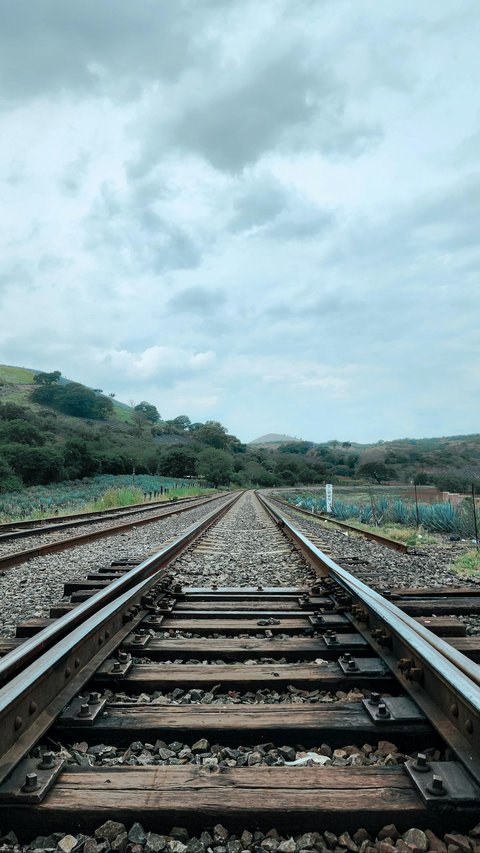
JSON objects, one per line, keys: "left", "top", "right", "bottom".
{"left": 0, "top": 493, "right": 232, "bottom": 570}
{"left": 0, "top": 492, "right": 240, "bottom": 684}
{"left": 0, "top": 493, "right": 223, "bottom": 540}
{"left": 269, "top": 493, "right": 408, "bottom": 553}
{"left": 258, "top": 492, "right": 480, "bottom": 784}
{"left": 0, "top": 491, "right": 242, "bottom": 785}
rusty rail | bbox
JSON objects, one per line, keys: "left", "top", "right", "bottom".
{"left": 258, "top": 492, "right": 480, "bottom": 787}
{"left": 269, "top": 494, "right": 408, "bottom": 552}
{"left": 0, "top": 493, "right": 232, "bottom": 570}
{"left": 0, "top": 493, "right": 224, "bottom": 540}
{"left": 0, "top": 491, "right": 241, "bottom": 784}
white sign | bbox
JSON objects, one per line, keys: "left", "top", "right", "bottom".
{"left": 325, "top": 483, "right": 333, "bottom": 513}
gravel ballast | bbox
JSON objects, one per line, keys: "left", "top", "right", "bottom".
{"left": 279, "top": 503, "right": 478, "bottom": 590}
{"left": 0, "top": 495, "right": 232, "bottom": 637}
{"left": 173, "top": 493, "right": 315, "bottom": 588}
{"left": 2, "top": 820, "right": 480, "bottom": 852}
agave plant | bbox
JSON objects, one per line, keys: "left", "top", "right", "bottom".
{"left": 389, "top": 500, "right": 414, "bottom": 525}
{"left": 359, "top": 505, "right": 373, "bottom": 524}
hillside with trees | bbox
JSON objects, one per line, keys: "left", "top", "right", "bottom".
{"left": 0, "top": 365, "right": 479, "bottom": 494}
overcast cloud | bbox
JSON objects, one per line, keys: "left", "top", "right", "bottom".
{"left": 0, "top": 0, "right": 479, "bottom": 442}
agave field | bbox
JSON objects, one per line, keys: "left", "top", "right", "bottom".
{"left": 286, "top": 489, "right": 479, "bottom": 538}
{"left": 0, "top": 474, "right": 207, "bottom": 522}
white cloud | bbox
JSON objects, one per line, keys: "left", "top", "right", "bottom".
{"left": 100, "top": 346, "right": 216, "bottom": 382}
{"left": 0, "top": 1, "right": 479, "bottom": 442}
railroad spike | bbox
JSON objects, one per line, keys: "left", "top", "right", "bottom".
{"left": 412, "top": 753, "right": 430, "bottom": 773}
{"left": 38, "top": 751, "right": 56, "bottom": 770}
{"left": 21, "top": 773, "right": 40, "bottom": 793}
{"left": 427, "top": 774, "right": 447, "bottom": 796}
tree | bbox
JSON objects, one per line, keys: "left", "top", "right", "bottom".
{"left": 133, "top": 401, "right": 160, "bottom": 423}
{"left": 242, "top": 460, "right": 277, "bottom": 486}
{"left": 159, "top": 447, "right": 197, "bottom": 478}
{"left": 33, "top": 370, "right": 61, "bottom": 385}
{"left": 195, "top": 420, "right": 229, "bottom": 449}
{"left": 172, "top": 415, "right": 191, "bottom": 430}
{"left": 0, "top": 419, "right": 46, "bottom": 446}
{"left": 342, "top": 441, "right": 352, "bottom": 450}
{"left": 356, "top": 462, "right": 394, "bottom": 483}
{"left": 31, "top": 382, "right": 113, "bottom": 419}
{"left": 0, "top": 458, "right": 23, "bottom": 493}
{"left": 63, "top": 438, "right": 99, "bottom": 478}
{"left": 4, "top": 444, "right": 64, "bottom": 485}
{"left": 196, "top": 448, "right": 233, "bottom": 486}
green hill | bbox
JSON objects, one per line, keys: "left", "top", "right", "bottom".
{"left": 1, "top": 364, "right": 479, "bottom": 495}
{"left": 0, "top": 364, "right": 134, "bottom": 424}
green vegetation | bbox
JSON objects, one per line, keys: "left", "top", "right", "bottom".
{"left": 288, "top": 491, "right": 479, "bottom": 538}
{"left": 0, "top": 365, "right": 35, "bottom": 384}
{"left": 32, "top": 377, "right": 114, "bottom": 419}
{"left": 1, "top": 363, "right": 480, "bottom": 499}
{"left": 450, "top": 550, "right": 480, "bottom": 577}
{"left": 0, "top": 475, "right": 212, "bottom": 522}
{"left": 338, "top": 520, "right": 439, "bottom": 546}
{"left": 84, "top": 484, "right": 214, "bottom": 513}
{"left": 133, "top": 401, "right": 160, "bottom": 423}
{"left": 0, "top": 365, "right": 331, "bottom": 494}
{"left": 86, "top": 486, "right": 147, "bottom": 511}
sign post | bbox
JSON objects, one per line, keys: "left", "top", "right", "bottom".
{"left": 325, "top": 483, "right": 333, "bottom": 513}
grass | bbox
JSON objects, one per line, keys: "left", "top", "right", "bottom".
{"left": 0, "top": 476, "right": 217, "bottom": 523}
{"left": 339, "top": 519, "right": 440, "bottom": 546}
{"left": 0, "top": 362, "right": 134, "bottom": 423}
{"left": 85, "top": 486, "right": 146, "bottom": 511}
{"left": 0, "top": 364, "right": 35, "bottom": 384}
{"left": 110, "top": 404, "right": 135, "bottom": 423}
{"left": 291, "top": 500, "right": 440, "bottom": 545}
{"left": 449, "top": 549, "right": 480, "bottom": 577}
{"left": 84, "top": 484, "right": 215, "bottom": 512}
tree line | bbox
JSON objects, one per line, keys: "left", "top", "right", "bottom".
{"left": 0, "top": 371, "right": 478, "bottom": 494}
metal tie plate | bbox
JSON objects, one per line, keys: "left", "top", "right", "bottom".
{"left": 338, "top": 657, "right": 387, "bottom": 676}
{"left": 362, "top": 694, "right": 426, "bottom": 723}
{"left": 0, "top": 753, "right": 65, "bottom": 803}
{"left": 59, "top": 692, "right": 108, "bottom": 725}
{"left": 405, "top": 758, "right": 480, "bottom": 806}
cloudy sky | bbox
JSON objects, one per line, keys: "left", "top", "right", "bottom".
{"left": 0, "top": 1, "right": 478, "bottom": 443}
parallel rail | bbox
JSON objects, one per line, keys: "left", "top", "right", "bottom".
{"left": 259, "top": 492, "right": 480, "bottom": 785}
{"left": 0, "top": 493, "right": 229, "bottom": 570}
{"left": 0, "top": 492, "right": 241, "bottom": 784}
{"left": 0, "top": 489, "right": 479, "bottom": 837}
{"left": 0, "top": 493, "right": 220, "bottom": 541}
{"left": 269, "top": 493, "right": 409, "bottom": 552}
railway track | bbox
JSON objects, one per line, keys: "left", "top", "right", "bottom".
{"left": 0, "top": 493, "right": 217, "bottom": 539}
{"left": 0, "top": 490, "right": 479, "bottom": 849}
{"left": 0, "top": 493, "right": 226, "bottom": 570}
{"left": 269, "top": 493, "right": 410, "bottom": 552}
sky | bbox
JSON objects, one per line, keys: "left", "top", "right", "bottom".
{"left": 0, "top": 0, "right": 479, "bottom": 444}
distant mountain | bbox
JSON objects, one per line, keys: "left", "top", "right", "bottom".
{"left": 250, "top": 433, "right": 303, "bottom": 445}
